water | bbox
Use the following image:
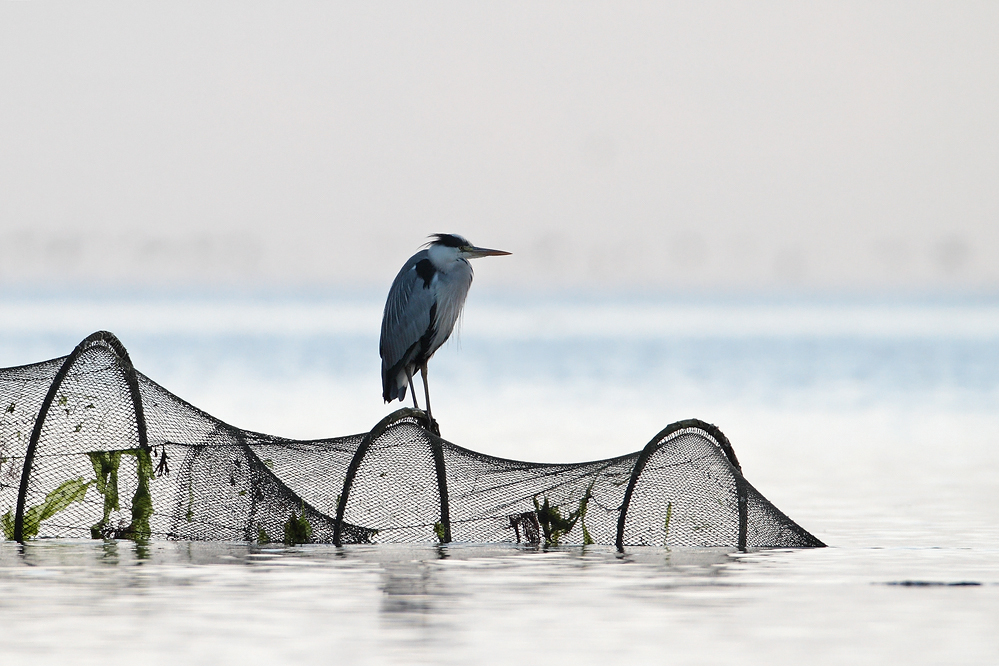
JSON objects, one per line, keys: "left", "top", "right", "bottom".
{"left": 1, "top": 294, "right": 998, "bottom": 664}
{"left": 1, "top": 541, "right": 996, "bottom": 665}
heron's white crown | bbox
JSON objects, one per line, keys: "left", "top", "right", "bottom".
{"left": 427, "top": 242, "right": 465, "bottom": 272}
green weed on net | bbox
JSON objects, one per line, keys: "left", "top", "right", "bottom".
{"left": 87, "top": 448, "right": 155, "bottom": 540}
{"left": 533, "top": 481, "right": 595, "bottom": 547}
{"left": 283, "top": 505, "right": 312, "bottom": 545}
{"left": 2, "top": 477, "right": 91, "bottom": 540}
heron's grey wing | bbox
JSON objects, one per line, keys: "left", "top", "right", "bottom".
{"left": 380, "top": 250, "right": 436, "bottom": 374}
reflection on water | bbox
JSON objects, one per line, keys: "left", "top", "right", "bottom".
{"left": 1, "top": 541, "right": 996, "bottom": 665}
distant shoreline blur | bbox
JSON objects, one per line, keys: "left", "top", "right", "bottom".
{"left": 3, "top": 5, "right": 998, "bottom": 296}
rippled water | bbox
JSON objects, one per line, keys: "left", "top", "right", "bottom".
{"left": 1, "top": 541, "right": 996, "bottom": 665}
{"left": 1, "top": 295, "right": 997, "bottom": 664}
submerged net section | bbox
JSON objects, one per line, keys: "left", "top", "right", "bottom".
{"left": 0, "top": 331, "right": 823, "bottom": 549}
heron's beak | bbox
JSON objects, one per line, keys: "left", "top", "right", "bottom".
{"left": 465, "top": 246, "right": 511, "bottom": 258}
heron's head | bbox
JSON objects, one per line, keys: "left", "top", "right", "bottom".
{"left": 426, "top": 234, "right": 511, "bottom": 268}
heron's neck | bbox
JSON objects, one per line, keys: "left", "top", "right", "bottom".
{"left": 427, "top": 244, "right": 463, "bottom": 272}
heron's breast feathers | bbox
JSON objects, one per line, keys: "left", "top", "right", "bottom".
{"left": 427, "top": 268, "right": 472, "bottom": 354}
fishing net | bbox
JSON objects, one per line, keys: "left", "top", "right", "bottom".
{"left": 0, "top": 331, "right": 823, "bottom": 549}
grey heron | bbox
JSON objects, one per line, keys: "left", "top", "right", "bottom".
{"left": 380, "top": 233, "right": 510, "bottom": 431}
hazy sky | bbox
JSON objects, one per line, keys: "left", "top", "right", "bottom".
{"left": 1, "top": 2, "right": 997, "bottom": 293}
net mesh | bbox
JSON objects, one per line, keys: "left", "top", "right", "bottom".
{"left": 0, "top": 331, "right": 823, "bottom": 549}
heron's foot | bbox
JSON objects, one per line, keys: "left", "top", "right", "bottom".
{"left": 417, "top": 411, "right": 440, "bottom": 436}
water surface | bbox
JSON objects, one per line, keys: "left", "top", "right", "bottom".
{"left": 1, "top": 541, "right": 995, "bottom": 665}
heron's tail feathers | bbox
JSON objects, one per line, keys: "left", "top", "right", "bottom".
{"left": 382, "top": 367, "right": 409, "bottom": 403}
{"left": 383, "top": 382, "right": 406, "bottom": 403}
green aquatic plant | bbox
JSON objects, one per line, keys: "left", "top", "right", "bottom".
{"left": 579, "top": 501, "right": 594, "bottom": 546}
{"left": 87, "top": 448, "right": 155, "bottom": 540}
{"left": 533, "top": 483, "right": 594, "bottom": 547}
{"left": 434, "top": 521, "right": 446, "bottom": 543}
{"left": 663, "top": 501, "right": 673, "bottom": 547}
{"left": 185, "top": 471, "right": 195, "bottom": 523}
{"left": 579, "top": 478, "right": 597, "bottom": 546}
{"left": 88, "top": 451, "right": 122, "bottom": 538}
{"left": 123, "top": 448, "right": 155, "bottom": 539}
{"left": 283, "top": 505, "right": 312, "bottom": 545}
{"left": 2, "top": 477, "right": 92, "bottom": 540}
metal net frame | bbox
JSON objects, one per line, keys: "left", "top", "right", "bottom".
{"left": 0, "top": 331, "right": 823, "bottom": 549}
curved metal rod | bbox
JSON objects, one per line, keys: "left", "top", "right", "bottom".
{"left": 14, "top": 331, "right": 149, "bottom": 542}
{"left": 333, "top": 408, "right": 451, "bottom": 546}
{"left": 427, "top": 430, "right": 452, "bottom": 543}
{"left": 615, "top": 418, "right": 745, "bottom": 552}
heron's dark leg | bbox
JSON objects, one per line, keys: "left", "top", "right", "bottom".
{"left": 418, "top": 362, "right": 439, "bottom": 435}
{"left": 406, "top": 368, "right": 419, "bottom": 410}
{"left": 420, "top": 362, "right": 433, "bottom": 423}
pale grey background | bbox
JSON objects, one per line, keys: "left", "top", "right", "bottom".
{"left": 1, "top": 1, "right": 997, "bottom": 293}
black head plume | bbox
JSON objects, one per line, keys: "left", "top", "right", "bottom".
{"left": 427, "top": 233, "right": 468, "bottom": 248}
